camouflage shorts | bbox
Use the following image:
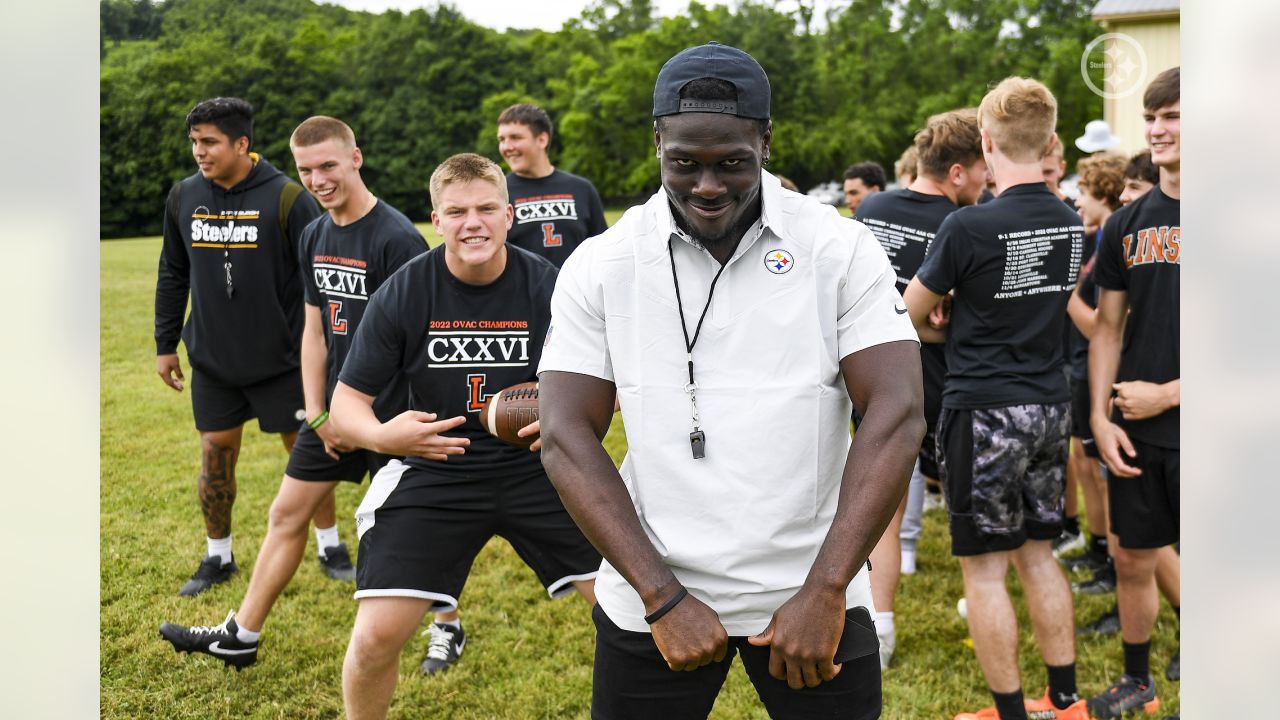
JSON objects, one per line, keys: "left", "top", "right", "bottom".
{"left": 938, "top": 403, "right": 1071, "bottom": 556}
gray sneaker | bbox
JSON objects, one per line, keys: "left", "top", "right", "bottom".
{"left": 318, "top": 543, "right": 356, "bottom": 582}
{"left": 178, "top": 554, "right": 238, "bottom": 597}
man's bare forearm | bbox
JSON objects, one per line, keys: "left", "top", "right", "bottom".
{"left": 539, "top": 372, "right": 680, "bottom": 610}
{"left": 807, "top": 342, "right": 924, "bottom": 592}
{"left": 330, "top": 382, "right": 382, "bottom": 451}
{"left": 301, "top": 305, "right": 329, "bottom": 419}
{"left": 1088, "top": 290, "right": 1127, "bottom": 425}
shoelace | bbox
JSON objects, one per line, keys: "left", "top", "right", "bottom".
{"left": 188, "top": 610, "right": 236, "bottom": 636}
{"left": 423, "top": 625, "right": 456, "bottom": 660}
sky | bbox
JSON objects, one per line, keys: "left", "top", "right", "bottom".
{"left": 324, "top": 0, "right": 835, "bottom": 32}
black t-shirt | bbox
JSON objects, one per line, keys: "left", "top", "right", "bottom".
{"left": 300, "top": 200, "right": 427, "bottom": 419}
{"left": 339, "top": 244, "right": 557, "bottom": 477}
{"left": 917, "top": 183, "right": 1086, "bottom": 409}
{"left": 1065, "top": 230, "right": 1100, "bottom": 381}
{"left": 855, "top": 188, "right": 958, "bottom": 425}
{"left": 506, "top": 169, "right": 607, "bottom": 268}
{"left": 1092, "top": 186, "right": 1180, "bottom": 448}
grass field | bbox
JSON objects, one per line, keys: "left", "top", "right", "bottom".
{"left": 101, "top": 212, "right": 1179, "bottom": 718}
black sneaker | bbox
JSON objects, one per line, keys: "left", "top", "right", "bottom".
{"left": 1087, "top": 674, "right": 1159, "bottom": 718}
{"left": 1072, "top": 564, "right": 1116, "bottom": 595}
{"left": 1165, "top": 648, "right": 1179, "bottom": 681}
{"left": 178, "top": 554, "right": 238, "bottom": 597}
{"left": 159, "top": 611, "right": 258, "bottom": 670}
{"left": 1077, "top": 603, "right": 1121, "bottom": 635}
{"left": 319, "top": 543, "right": 356, "bottom": 582}
{"left": 419, "top": 622, "right": 465, "bottom": 675}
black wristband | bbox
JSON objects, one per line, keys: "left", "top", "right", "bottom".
{"left": 644, "top": 586, "right": 689, "bottom": 625}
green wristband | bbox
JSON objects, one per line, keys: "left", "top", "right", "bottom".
{"left": 308, "top": 410, "right": 329, "bottom": 430}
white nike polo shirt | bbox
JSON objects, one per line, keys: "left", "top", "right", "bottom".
{"left": 539, "top": 171, "right": 917, "bottom": 635}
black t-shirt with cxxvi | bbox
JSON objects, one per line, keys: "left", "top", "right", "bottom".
{"left": 339, "top": 244, "right": 557, "bottom": 478}
{"left": 300, "top": 199, "right": 427, "bottom": 420}
{"left": 856, "top": 188, "right": 958, "bottom": 427}
{"left": 506, "top": 169, "right": 607, "bottom": 268}
{"left": 917, "top": 182, "right": 1086, "bottom": 409}
{"left": 1092, "top": 186, "right": 1180, "bottom": 449}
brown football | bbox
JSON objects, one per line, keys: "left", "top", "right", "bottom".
{"left": 480, "top": 381, "right": 540, "bottom": 448}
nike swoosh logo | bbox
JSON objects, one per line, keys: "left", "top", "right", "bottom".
{"left": 894, "top": 304, "right": 908, "bottom": 315}
{"left": 208, "top": 641, "right": 255, "bottom": 656}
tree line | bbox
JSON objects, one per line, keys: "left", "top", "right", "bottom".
{"left": 100, "top": 0, "right": 1103, "bottom": 238}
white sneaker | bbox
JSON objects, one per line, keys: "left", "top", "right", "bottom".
{"left": 876, "top": 626, "right": 895, "bottom": 671}
{"left": 923, "top": 491, "right": 945, "bottom": 513}
{"left": 900, "top": 549, "right": 917, "bottom": 575}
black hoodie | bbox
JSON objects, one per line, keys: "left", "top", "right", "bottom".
{"left": 155, "top": 155, "right": 322, "bottom": 386}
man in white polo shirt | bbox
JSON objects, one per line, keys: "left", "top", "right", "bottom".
{"left": 538, "top": 42, "right": 925, "bottom": 719}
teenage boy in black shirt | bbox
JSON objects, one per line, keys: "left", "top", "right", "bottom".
{"left": 904, "top": 77, "right": 1087, "bottom": 720}
{"left": 498, "top": 103, "right": 607, "bottom": 268}
{"left": 854, "top": 107, "right": 986, "bottom": 671}
{"left": 842, "top": 160, "right": 886, "bottom": 215}
{"left": 1085, "top": 67, "right": 1181, "bottom": 720}
{"left": 154, "top": 97, "right": 323, "bottom": 596}
{"left": 159, "top": 116, "right": 427, "bottom": 668}
{"left": 331, "top": 154, "right": 600, "bottom": 720}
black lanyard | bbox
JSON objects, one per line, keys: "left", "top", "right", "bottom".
{"left": 668, "top": 236, "right": 730, "bottom": 459}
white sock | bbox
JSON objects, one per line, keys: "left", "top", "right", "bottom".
{"left": 315, "top": 525, "right": 340, "bottom": 557}
{"left": 900, "top": 548, "right": 917, "bottom": 574}
{"left": 435, "top": 617, "right": 461, "bottom": 629}
{"left": 207, "top": 536, "right": 233, "bottom": 565}
{"left": 875, "top": 611, "right": 895, "bottom": 638}
{"left": 234, "top": 618, "right": 260, "bottom": 643}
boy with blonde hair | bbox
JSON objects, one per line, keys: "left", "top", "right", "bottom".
{"left": 330, "top": 153, "right": 599, "bottom": 720}
{"left": 904, "top": 77, "right": 1087, "bottom": 720}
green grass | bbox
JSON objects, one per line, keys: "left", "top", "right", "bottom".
{"left": 102, "top": 215, "right": 1178, "bottom": 718}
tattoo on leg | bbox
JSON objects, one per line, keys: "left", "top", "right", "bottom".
{"left": 199, "top": 440, "right": 238, "bottom": 538}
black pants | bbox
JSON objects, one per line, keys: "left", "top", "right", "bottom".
{"left": 591, "top": 603, "right": 882, "bottom": 720}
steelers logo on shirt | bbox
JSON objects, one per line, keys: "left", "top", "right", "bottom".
{"left": 764, "top": 249, "right": 794, "bottom": 274}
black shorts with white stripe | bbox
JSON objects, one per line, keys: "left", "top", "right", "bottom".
{"left": 352, "top": 460, "right": 600, "bottom": 609}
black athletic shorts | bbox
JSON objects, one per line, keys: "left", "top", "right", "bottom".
{"left": 284, "top": 423, "right": 397, "bottom": 483}
{"left": 352, "top": 460, "right": 601, "bottom": 610}
{"left": 919, "top": 345, "right": 946, "bottom": 480}
{"left": 190, "top": 367, "right": 303, "bottom": 433}
{"left": 938, "top": 403, "right": 1070, "bottom": 557}
{"left": 1069, "top": 378, "right": 1099, "bottom": 458}
{"left": 919, "top": 428, "right": 940, "bottom": 481}
{"left": 591, "top": 603, "right": 881, "bottom": 720}
{"left": 1107, "top": 440, "right": 1179, "bottom": 549}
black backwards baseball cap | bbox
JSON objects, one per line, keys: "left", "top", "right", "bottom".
{"left": 653, "top": 42, "right": 771, "bottom": 120}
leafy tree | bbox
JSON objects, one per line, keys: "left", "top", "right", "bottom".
{"left": 100, "top": 0, "right": 1104, "bottom": 238}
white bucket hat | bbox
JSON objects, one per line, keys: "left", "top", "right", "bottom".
{"left": 1075, "top": 120, "right": 1121, "bottom": 153}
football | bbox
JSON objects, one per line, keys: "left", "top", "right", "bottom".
{"left": 480, "top": 381, "right": 540, "bottom": 448}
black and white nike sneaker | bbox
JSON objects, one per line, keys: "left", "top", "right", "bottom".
{"left": 159, "top": 610, "right": 258, "bottom": 670}
{"left": 419, "top": 622, "right": 465, "bottom": 675}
